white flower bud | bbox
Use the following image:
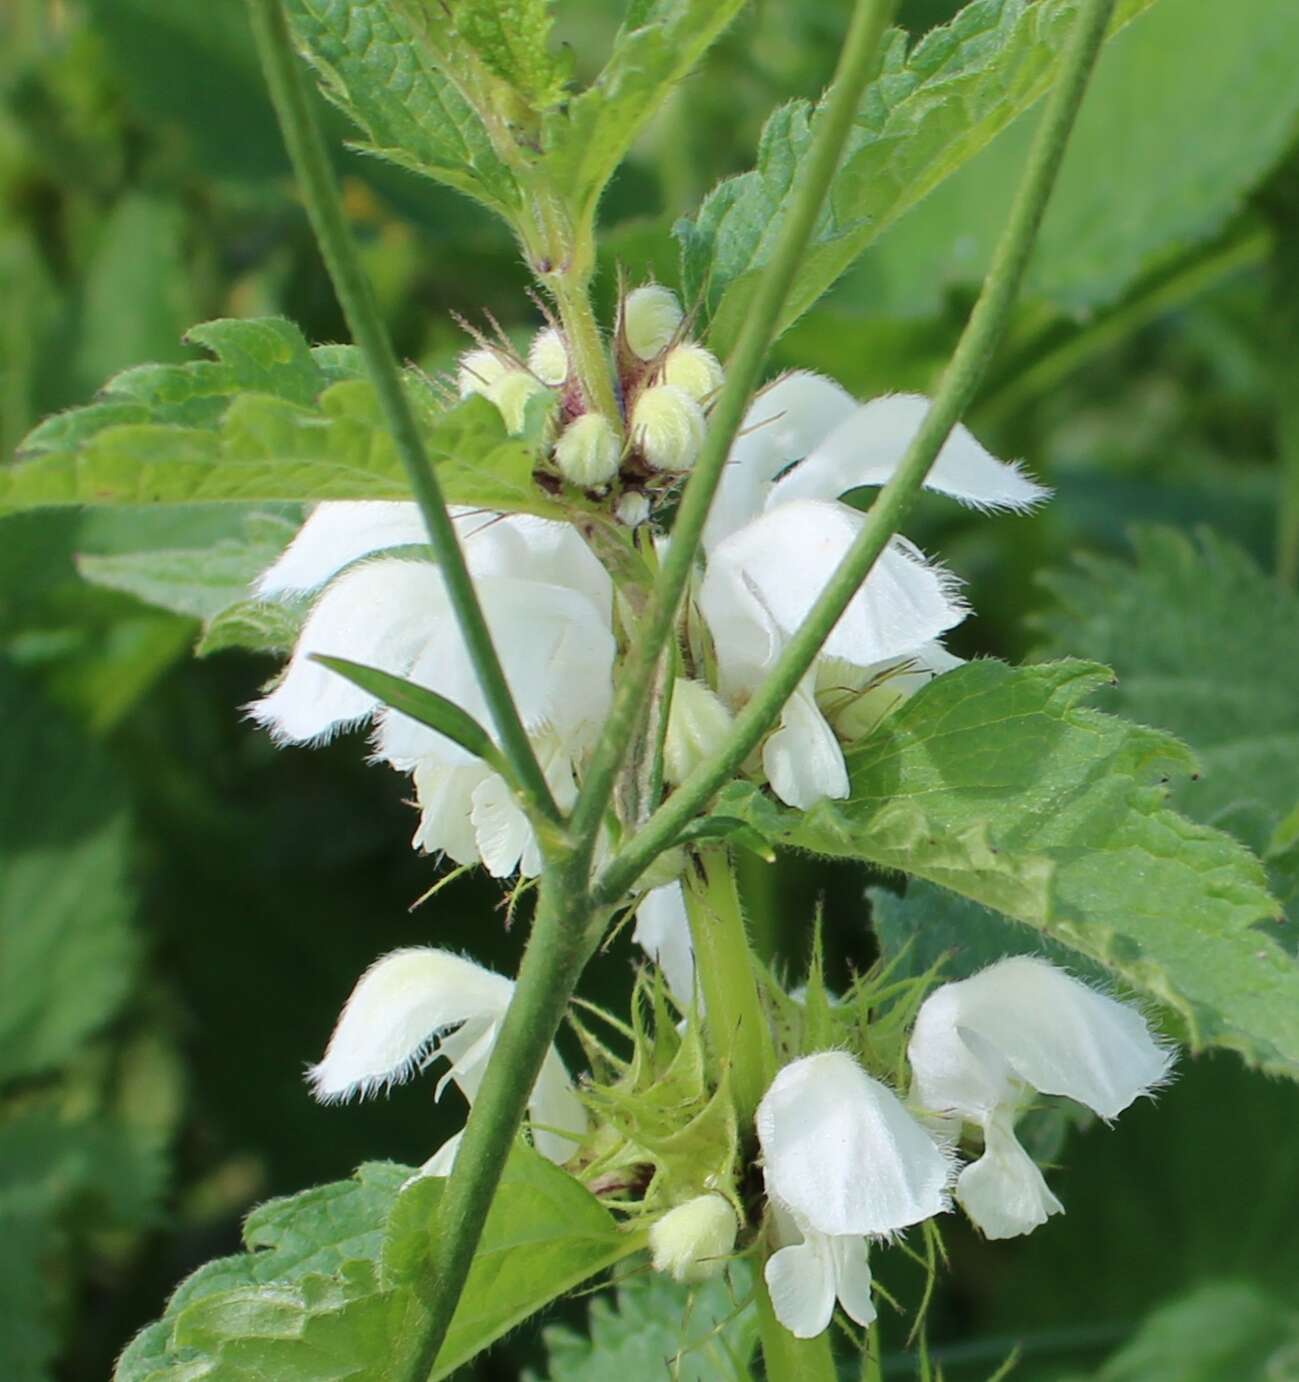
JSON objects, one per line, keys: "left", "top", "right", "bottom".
{"left": 457, "top": 347, "right": 509, "bottom": 399}
{"left": 616, "top": 491, "right": 651, "bottom": 527}
{"left": 650, "top": 1193, "right": 738, "bottom": 1283}
{"left": 624, "top": 284, "right": 683, "bottom": 361}
{"left": 632, "top": 384, "right": 705, "bottom": 472}
{"left": 486, "top": 369, "right": 552, "bottom": 435}
{"left": 664, "top": 678, "right": 732, "bottom": 785}
{"left": 527, "top": 327, "right": 568, "bottom": 387}
{"left": 554, "top": 413, "right": 621, "bottom": 487}
{"left": 663, "top": 343, "right": 723, "bottom": 402}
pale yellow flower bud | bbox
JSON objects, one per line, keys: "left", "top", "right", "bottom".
{"left": 663, "top": 343, "right": 723, "bottom": 402}
{"left": 527, "top": 327, "right": 569, "bottom": 387}
{"left": 486, "top": 369, "right": 552, "bottom": 436}
{"left": 457, "top": 348, "right": 509, "bottom": 399}
{"left": 616, "top": 491, "right": 651, "bottom": 528}
{"left": 664, "top": 678, "right": 732, "bottom": 785}
{"left": 624, "top": 285, "right": 683, "bottom": 361}
{"left": 650, "top": 1193, "right": 738, "bottom": 1283}
{"left": 632, "top": 384, "right": 705, "bottom": 472}
{"left": 555, "top": 413, "right": 621, "bottom": 488}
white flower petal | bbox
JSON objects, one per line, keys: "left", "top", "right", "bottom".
{"left": 705, "top": 372, "right": 857, "bottom": 550}
{"left": 702, "top": 499, "right": 966, "bottom": 680}
{"left": 529, "top": 1046, "right": 589, "bottom": 1165}
{"left": 256, "top": 502, "right": 430, "bottom": 597}
{"left": 956, "top": 1111, "right": 1063, "bottom": 1240}
{"left": 249, "top": 559, "right": 447, "bottom": 745}
{"left": 909, "top": 956, "right": 1173, "bottom": 1123}
{"left": 632, "top": 883, "right": 697, "bottom": 1007}
{"left": 757, "top": 1051, "right": 951, "bottom": 1238}
{"left": 307, "top": 948, "right": 512, "bottom": 1103}
{"left": 410, "top": 759, "right": 489, "bottom": 865}
{"left": 762, "top": 682, "right": 849, "bottom": 808}
{"left": 770, "top": 393, "right": 1050, "bottom": 514}
{"left": 765, "top": 1235, "right": 838, "bottom": 1341}
{"left": 830, "top": 1234, "right": 877, "bottom": 1328}
{"left": 414, "top": 1130, "right": 463, "bottom": 1180}
{"left": 374, "top": 575, "right": 615, "bottom": 769}
{"left": 470, "top": 773, "right": 534, "bottom": 879}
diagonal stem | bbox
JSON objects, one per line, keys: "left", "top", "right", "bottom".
{"left": 594, "top": 0, "right": 1121, "bottom": 907}
{"left": 566, "top": 0, "right": 899, "bottom": 855}
{"left": 246, "top": 0, "right": 559, "bottom": 825}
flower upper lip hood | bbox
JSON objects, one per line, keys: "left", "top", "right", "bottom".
{"left": 309, "top": 945, "right": 586, "bottom": 1166}
{"left": 248, "top": 500, "right": 615, "bottom": 876}
{"left": 695, "top": 371, "right": 1049, "bottom": 810}
{"left": 907, "top": 955, "right": 1174, "bottom": 1239}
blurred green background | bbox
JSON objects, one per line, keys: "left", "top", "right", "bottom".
{"left": 2, "top": 0, "right": 1297, "bottom": 1378}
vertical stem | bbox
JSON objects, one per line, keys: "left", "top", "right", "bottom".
{"left": 594, "top": 0, "right": 1122, "bottom": 907}
{"left": 246, "top": 0, "right": 558, "bottom": 823}
{"left": 681, "top": 849, "right": 774, "bottom": 1125}
{"left": 549, "top": 272, "right": 622, "bottom": 427}
{"left": 405, "top": 864, "right": 602, "bottom": 1382}
{"left": 682, "top": 851, "right": 830, "bottom": 1382}
{"left": 755, "top": 1278, "right": 839, "bottom": 1382}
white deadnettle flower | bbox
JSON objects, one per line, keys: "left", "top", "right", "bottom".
{"left": 250, "top": 501, "right": 615, "bottom": 876}
{"left": 907, "top": 956, "right": 1174, "bottom": 1240}
{"left": 308, "top": 946, "right": 586, "bottom": 1166}
{"left": 756, "top": 1051, "right": 952, "bottom": 1339}
{"left": 697, "top": 372, "right": 1049, "bottom": 809}
{"left": 631, "top": 881, "right": 697, "bottom": 1008}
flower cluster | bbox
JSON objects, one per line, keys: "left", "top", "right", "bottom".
{"left": 751, "top": 956, "right": 1173, "bottom": 1338}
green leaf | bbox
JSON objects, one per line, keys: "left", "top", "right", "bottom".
{"left": 714, "top": 659, "right": 1299, "bottom": 1075}
{"left": 531, "top": 1261, "right": 759, "bottom": 1382}
{"left": 76, "top": 511, "right": 299, "bottom": 622}
{"left": 387, "top": 1149, "right": 635, "bottom": 1378}
{"left": 845, "top": 0, "right": 1299, "bottom": 318}
{"left": 0, "top": 662, "right": 137, "bottom": 1083}
{"left": 1079, "top": 1282, "right": 1299, "bottom": 1382}
{"left": 116, "top": 1149, "right": 636, "bottom": 1380}
{"left": 447, "top": 0, "right": 570, "bottom": 111}
{"left": 1036, "top": 527, "right": 1299, "bottom": 859}
{"left": 311, "top": 654, "right": 512, "bottom": 779}
{"left": 3, "top": 317, "right": 567, "bottom": 519}
{"left": 542, "top": 0, "right": 747, "bottom": 228}
{"left": 197, "top": 596, "right": 306, "bottom": 658}
{"left": 679, "top": 0, "right": 1158, "bottom": 355}
{"left": 285, "top": 0, "right": 522, "bottom": 217}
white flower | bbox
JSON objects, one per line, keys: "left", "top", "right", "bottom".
{"left": 309, "top": 946, "right": 586, "bottom": 1166}
{"left": 250, "top": 501, "right": 615, "bottom": 876}
{"left": 649, "top": 1193, "right": 738, "bottom": 1283}
{"left": 696, "top": 373, "right": 1048, "bottom": 808}
{"left": 756, "top": 1051, "right": 952, "bottom": 1338}
{"left": 907, "top": 955, "right": 1174, "bottom": 1239}
{"left": 632, "top": 881, "right": 697, "bottom": 1008}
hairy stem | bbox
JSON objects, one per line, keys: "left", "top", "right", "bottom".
{"left": 246, "top": 0, "right": 559, "bottom": 825}
{"left": 595, "top": 0, "right": 1120, "bottom": 905}
{"left": 548, "top": 270, "right": 622, "bottom": 426}
{"left": 755, "top": 1283, "right": 839, "bottom": 1382}
{"left": 682, "top": 849, "right": 774, "bottom": 1125}
{"left": 405, "top": 863, "right": 603, "bottom": 1381}
{"left": 567, "top": 0, "right": 899, "bottom": 853}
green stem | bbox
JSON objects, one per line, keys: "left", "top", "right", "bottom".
{"left": 681, "top": 850, "right": 774, "bottom": 1125}
{"left": 246, "top": 0, "right": 559, "bottom": 825}
{"left": 567, "top": 0, "right": 899, "bottom": 852}
{"left": 755, "top": 1279, "right": 839, "bottom": 1382}
{"left": 549, "top": 270, "right": 621, "bottom": 426}
{"left": 406, "top": 863, "right": 603, "bottom": 1381}
{"left": 595, "top": 0, "right": 1119, "bottom": 907}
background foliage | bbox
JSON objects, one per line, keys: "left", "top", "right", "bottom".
{"left": 1, "top": 0, "right": 1297, "bottom": 1377}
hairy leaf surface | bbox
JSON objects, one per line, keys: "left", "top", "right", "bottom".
{"left": 679, "top": 0, "right": 1158, "bottom": 354}
{"left": 715, "top": 660, "right": 1297, "bottom": 1073}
